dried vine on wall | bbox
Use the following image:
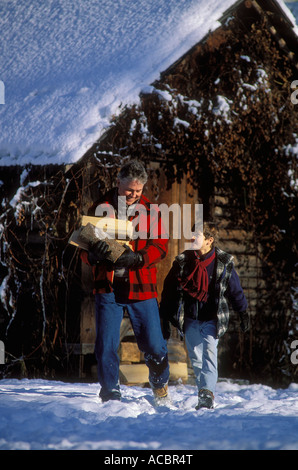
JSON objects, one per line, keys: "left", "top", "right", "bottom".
{"left": 0, "top": 155, "right": 127, "bottom": 378}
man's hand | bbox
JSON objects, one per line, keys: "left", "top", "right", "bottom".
{"left": 113, "top": 245, "right": 144, "bottom": 268}
{"left": 88, "top": 240, "right": 111, "bottom": 265}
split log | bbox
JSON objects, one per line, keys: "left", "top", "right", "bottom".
{"left": 78, "top": 223, "right": 126, "bottom": 262}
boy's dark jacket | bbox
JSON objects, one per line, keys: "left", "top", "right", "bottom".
{"left": 159, "top": 247, "right": 248, "bottom": 338}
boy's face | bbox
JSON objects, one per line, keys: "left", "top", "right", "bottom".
{"left": 191, "top": 232, "right": 214, "bottom": 253}
{"left": 191, "top": 231, "right": 204, "bottom": 250}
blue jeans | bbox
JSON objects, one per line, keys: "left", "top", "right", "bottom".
{"left": 95, "top": 292, "right": 169, "bottom": 401}
{"left": 185, "top": 318, "right": 218, "bottom": 394}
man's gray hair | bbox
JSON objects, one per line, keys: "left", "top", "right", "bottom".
{"left": 118, "top": 160, "right": 148, "bottom": 185}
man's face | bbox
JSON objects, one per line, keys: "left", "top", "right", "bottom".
{"left": 117, "top": 179, "right": 144, "bottom": 206}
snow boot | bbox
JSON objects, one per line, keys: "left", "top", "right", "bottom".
{"left": 195, "top": 389, "right": 214, "bottom": 410}
{"left": 151, "top": 384, "right": 169, "bottom": 405}
{"left": 99, "top": 390, "right": 121, "bottom": 403}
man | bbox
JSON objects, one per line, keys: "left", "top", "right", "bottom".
{"left": 160, "top": 222, "right": 249, "bottom": 410}
{"left": 80, "top": 160, "right": 169, "bottom": 403}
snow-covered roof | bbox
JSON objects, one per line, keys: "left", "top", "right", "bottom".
{"left": 0, "top": 0, "right": 297, "bottom": 167}
{"left": 286, "top": 1, "right": 298, "bottom": 22}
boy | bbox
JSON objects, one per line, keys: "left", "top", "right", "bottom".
{"left": 159, "top": 222, "right": 249, "bottom": 409}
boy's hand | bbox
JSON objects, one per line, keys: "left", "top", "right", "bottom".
{"left": 239, "top": 311, "right": 250, "bottom": 332}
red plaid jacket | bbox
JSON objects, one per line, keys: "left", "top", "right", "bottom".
{"left": 80, "top": 188, "right": 168, "bottom": 300}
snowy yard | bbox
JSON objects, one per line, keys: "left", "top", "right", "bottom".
{"left": 1, "top": 0, "right": 298, "bottom": 455}
{"left": 0, "top": 378, "right": 297, "bottom": 450}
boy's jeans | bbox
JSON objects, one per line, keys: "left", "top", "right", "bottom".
{"left": 185, "top": 318, "right": 218, "bottom": 394}
{"left": 95, "top": 292, "right": 169, "bottom": 401}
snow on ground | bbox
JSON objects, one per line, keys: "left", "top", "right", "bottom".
{"left": 0, "top": 378, "right": 298, "bottom": 450}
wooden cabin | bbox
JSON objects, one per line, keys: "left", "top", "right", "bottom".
{"left": 0, "top": 0, "right": 297, "bottom": 386}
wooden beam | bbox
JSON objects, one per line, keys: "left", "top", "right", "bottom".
{"left": 251, "top": 0, "right": 298, "bottom": 70}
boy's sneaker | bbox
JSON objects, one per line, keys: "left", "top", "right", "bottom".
{"left": 99, "top": 390, "right": 121, "bottom": 403}
{"left": 195, "top": 389, "right": 214, "bottom": 410}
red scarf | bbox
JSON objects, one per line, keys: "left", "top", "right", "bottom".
{"left": 179, "top": 250, "right": 216, "bottom": 302}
